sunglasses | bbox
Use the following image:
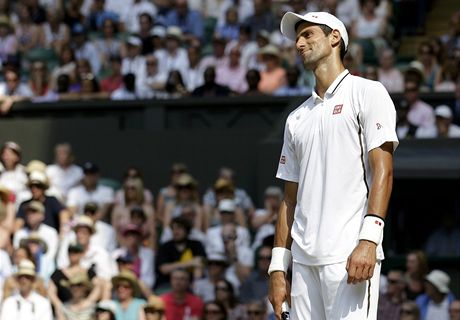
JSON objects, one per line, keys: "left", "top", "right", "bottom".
{"left": 387, "top": 278, "right": 401, "bottom": 284}
{"left": 400, "top": 309, "right": 415, "bottom": 315}
{"left": 247, "top": 310, "right": 263, "bottom": 316}
{"left": 216, "top": 286, "right": 229, "bottom": 291}
{"left": 258, "top": 255, "right": 272, "bottom": 260}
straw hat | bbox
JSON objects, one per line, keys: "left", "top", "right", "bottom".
{"left": 175, "top": 173, "right": 197, "bottom": 188}
{"left": 27, "top": 171, "right": 49, "bottom": 189}
{"left": 61, "top": 271, "right": 92, "bottom": 289}
{"left": 19, "top": 232, "right": 48, "bottom": 253}
{"left": 111, "top": 270, "right": 141, "bottom": 296}
{"left": 72, "top": 215, "right": 96, "bottom": 234}
{"left": 25, "top": 201, "right": 45, "bottom": 213}
{"left": 15, "top": 259, "right": 36, "bottom": 278}
{"left": 144, "top": 295, "right": 166, "bottom": 313}
{"left": 26, "top": 160, "right": 47, "bottom": 174}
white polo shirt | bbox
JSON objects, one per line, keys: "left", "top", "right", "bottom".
{"left": 276, "top": 70, "right": 398, "bottom": 266}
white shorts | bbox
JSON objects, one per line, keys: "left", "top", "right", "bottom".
{"left": 290, "top": 260, "right": 381, "bottom": 320}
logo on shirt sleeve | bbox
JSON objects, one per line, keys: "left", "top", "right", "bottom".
{"left": 333, "top": 104, "right": 343, "bottom": 115}
{"left": 376, "top": 123, "right": 382, "bottom": 130}
{"left": 280, "top": 155, "right": 286, "bottom": 164}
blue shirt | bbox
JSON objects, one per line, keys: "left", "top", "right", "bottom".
{"left": 115, "top": 298, "right": 146, "bottom": 320}
{"left": 165, "top": 10, "right": 204, "bottom": 40}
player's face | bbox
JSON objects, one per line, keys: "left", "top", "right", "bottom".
{"left": 295, "top": 22, "right": 332, "bottom": 70}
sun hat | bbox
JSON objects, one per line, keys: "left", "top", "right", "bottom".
{"left": 19, "top": 232, "right": 48, "bottom": 253}
{"left": 425, "top": 270, "right": 450, "bottom": 293}
{"left": 72, "top": 215, "right": 96, "bottom": 234}
{"left": 111, "top": 270, "right": 141, "bottom": 296}
{"left": 434, "top": 105, "right": 453, "bottom": 119}
{"left": 15, "top": 259, "right": 36, "bottom": 277}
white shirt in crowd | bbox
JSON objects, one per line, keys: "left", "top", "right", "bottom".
{"left": 415, "top": 124, "right": 460, "bottom": 138}
{"left": 112, "top": 247, "right": 155, "bottom": 288}
{"left": 121, "top": 0, "right": 157, "bottom": 34}
{"left": 426, "top": 296, "right": 450, "bottom": 320}
{"left": 122, "top": 56, "right": 147, "bottom": 84}
{"left": 0, "top": 164, "right": 28, "bottom": 195}
{"left": 154, "top": 49, "right": 189, "bottom": 83}
{"left": 0, "top": 291, "right": 53, "bottom": 320}
{"left": 66, "top": 184, "right": 114, "bottom": 214}
{"left": 46, "top": 164, "right": 83, "bottom": 198}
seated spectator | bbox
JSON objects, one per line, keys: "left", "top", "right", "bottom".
{"left": 416, "top": 270, "right": 456, "bottom": 320}
{"left": 155, "top": 217, "right": 206, "bottom": 292}
{"left": 216, "top": 6, "right": 240, "bottom": 42}
{"left": 258, "top": 45, "right": 287, "bottom": 95}
{"left": 245, "top": 299, "right": 268, "bottom": 320}
{"left": 247, "top": 30, "right": 270, "bottom": 70}
{"left": 57, "top": 216, "right": 115, "bottom": 280}
{"left": 0, "top": 141, "right": 28, "bottom": 195}
{"left": 217, "top": 0, "right": 254, "bottom": 28}
{"left": 400, "top": 301, "right": 421, "bottom": 320}
{"left": 378, "top": 48, "right": 404, "bottom": 93}
{"left": 121, "top": 37, "right": 146, "bottom": 84}
{"left": 0, "top": 67, "right": 33, "bottom": 113}
{"left": 184, "top": 45, "right": 204, "bottom": 92}
{"left": 111, "top": 73, "right": 138, "bottom": 100}
{"left": 164, "top": 0, "right": 204, "bottom": 43}
{"left": 403, "top": 79, "right": 435, "bottom": 129}
{"left": 154, "top": 27, "right": 189, "bottom": 82}
{"left": 416, "top": 105, "right": 460, "bottom": 138}
{"left": 121, "top": 0, "right": 157, "bottom": 34}
{"left": 42, "top": 9, "right": 70, "bottom": 55}
{"left": 200, "top": 36, "right": 229, "bottom": 73}
{"left": 63, "top": 0, "right": 85, "bottom": 29}
{"left": 94, "top": 300, "right": 117, "bottom": 320}
{"left": 101, "top": 55, "right": 123, "bottom": 94}
{"left": 86, "top": 0, "right": 119, "bottom": 32}
{"left": 244, "top": 69, "right": 264, "bottom": 96}
{"left": 0, "top": 260, "right": 52, "bottom": 320}
{"left": 66, "top": 162, "right": 114, "bottom": 216}
{"left": 160, "top": 204, "right": 206, "bottom": 245}
{"left": 192, "top": 66, "right": 231, "bottom": 97}
{"left": 351, "top": 0, "right": 387, "bottom": 40}
{"left": 274, "top": 65, "right": 311, "bottom": 96}
{"left": 80, "top": 72, "right": 105, "bottom": 98}
{"left": 28, "top": 61, "right": 50, "bottom": 97}
{"left": 26, "top": 0, "right": 47, "bottom": 24}
{"left": 72, "top": 23, "right": 101, "bottom": 76}
{"left": 138, "top": 55, "right": 168, "bottom": 99}
{"left": 143, "top": 295, "right": 166, "bottom": 320}
{"left": 413, "top": 41, "right": 441, "bottom": 91}
{"left": 405, "top": 250, "right": 429, "bottom": 300}
{"left": 93, "top": 18, "right": 122, "bottom": 72}
{"left": 243, "top": 0, "right": 275, "bottom": 39}
{"left": 434, "top": 58, "right": 458, "bottom": 92}
{"left": 82, "top": 202, "right": 117, "bottom": 252}
{"left": 440, "top": 11, "right": 460, "bottom": 59}
{"left": 450, "top": 300, "right": 460, "bottom": 320}
{"left": 46, "top": 143, "right": 83, "bottom": 200}
{"left": 156, "top": 163, "right": 188, "bottom": 222}
{"left": 136, "top": 13, "right": 156, "bottom": 55}
{"left": 193, "top": 252, "right": 229, "bottom": 303}
{"left": 0, "top": 16, "right": 17, "bottom": 65}
{"left": 164, "top": 70, "right": 189, "bottom": 99}
{"left": 202, "top": 300, "right": 227, "bottom": 320}
{"left": 214, "top": 278, "right": 246, "bottom": 320}
{"left": 239, "top": 244, "right": 271, "bottom": 302}
{"left": 15, "top": 2, "right": 44, "bottom": 55}
{"left": 161, "top": 269, "right": 204, "bottom": 320}
{"left": 114, "top": 166, "right": 154, "bottom": 207}
{"left": 50, "top": 45, "right": 77, "bottom": 90}
{"left": 111, "top": 270, "right": 147, "bottom": 320}
{"left": 378, "top": 269, "right": 407, "bottom": 320}
{"left": 363, "top": 64, "right": 379, "bottom": 81}
{"left": 226, "top": 25, "right": 258, "bottom": 69}
{"left": 425, "top": 211, "right": 460, "bottom": 256}
{"left": 216, "top": 45, "right": 248, "bottom": 94}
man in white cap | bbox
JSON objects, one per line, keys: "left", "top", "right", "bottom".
{"left": 268, "top": 10, "right": 399, "bottom": 320}
{"left": 416, "top": 105, "right": 460, "bottom": 138}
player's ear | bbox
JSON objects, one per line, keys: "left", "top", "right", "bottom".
{"left": 330, "top": 29, "right": 341, "bottom": 49}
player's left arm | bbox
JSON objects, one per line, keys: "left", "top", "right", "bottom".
{"left": 346, "top": 142, "right": 394, "bottom": 284}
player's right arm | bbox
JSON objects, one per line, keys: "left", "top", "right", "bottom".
{"left": 269, "top": 181, "right": 297, "bottom": 320}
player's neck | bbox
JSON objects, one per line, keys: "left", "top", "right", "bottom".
{"left": 313, "top": 61, "right": 345, "bottom": 99}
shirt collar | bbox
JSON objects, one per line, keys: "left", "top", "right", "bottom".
{"left": 312, "top": 69, "right": 350, "bottom": 104}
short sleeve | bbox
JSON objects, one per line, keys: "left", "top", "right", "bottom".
{"left": 360, "top": 82, "right": 399, "bottom": 152}
{"left": 276, "top": 120, "right": 300, "bottom": 182}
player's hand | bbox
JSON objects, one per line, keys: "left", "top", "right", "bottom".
{"left": 346, "top": 240, "right": 377, "bottom": 284}
{"left": 269, "top": 271, "right": 291, "bottom": 320}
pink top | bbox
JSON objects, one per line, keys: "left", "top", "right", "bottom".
{"left": 216, "top": 64, "right": 248, "bottom": 93}
{"left": 259, "top": 67, "right": 287, "bottom": 94}
{"left": 161, "top": 292, "right": 204, "bottom": 320}
{"left": 407, "top": 100, "right": 435, "bottom": 128}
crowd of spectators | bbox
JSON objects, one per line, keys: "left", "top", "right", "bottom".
{"left": 0, "top": 0, "right": 458, "bottom": 137}
{"left": 0, "top": 139, "right": 458, "bottom": 320}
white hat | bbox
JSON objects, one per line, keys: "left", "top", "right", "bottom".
{"left": 151, "top": 26, "right": 166, "bottom": 38}
{"left": 425, "top": 270, "right": 450, "bottom": 293}
{"left": 28, "top": 171, "right": 49, "bottom": 188}
{"left": 127, "top": 36, "right": 142, "bottom": 47}
{"left": 96, "top": 300, "right": 117, "bottom": 314}
{"left": 280, "top": 11, "right": 349, "bottom": 50}
{"left": 15, "top": 259, "right": 36, "bottom": 277}
{"left": 218, "top": 199, "right": 236, "bottom": 212}
{"left": 434, "top": 105, "right": 453, "bottom": 119}
{"left": 166, "top": 26, "right": 183, "bottom": 40}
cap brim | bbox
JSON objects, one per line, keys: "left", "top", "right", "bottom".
{"left": 281, "top": 12, "right": 311, "bottom": 41}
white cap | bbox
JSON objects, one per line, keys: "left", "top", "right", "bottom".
{"left": 280, "top": 11, "right": 348, "bottom": 50}
{"left": 434, "top": 105, "right": 453, "bottom": 119}
{"left": 127, "top": 36, "right": 142, "bottom": 47}
{"left": 425, "top": 270, "right": 450, "bottom": 293}
{"left": 97, "top": 300, "right": 117, "bottom": 314}
{"left": 218, "top": 199, "right": 236, "bottom": 212}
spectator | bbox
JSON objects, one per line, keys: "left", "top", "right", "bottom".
{"left": 111, "top": 270, "right": 147, "bottom": 320}
{"left": 0, "top": 260, "right": 52, "bottom": 320}
{"left": 160, "top": 204, "right": 206, "bottom": 245}
{"left": 363, "top": 64, "right": 379, "bottom": 81}
{"left": 151, "top": 26, "right": 166, "bottom": 52}
{"left": 114, "top": 166, "right": 154, "bottom": 207}
{"left": 16, "top": 171, "right": 70, "bottom": 234}
{"left": 239, "top": 244, "right": 271, "bottom": 302}
{"left": 155, "top": 27, "right": 189, "bottom": 82}
{"left": 378, "top": 48, "right": 404, "bottom": 93}
{"left": 164, "top": 0, "right": 204, "bottom": 43}
{"left": 111, "top": 73, "right": 138, "bottom": 100}
{"left": 351, "top": 0, "right": 387, "bottom": 40}
{"left": 200, "top": 36, "right": 229, "bottom": 73}
{"left": 243, "top": 0, "right": 275, "bottom": 40}
{"left": 378, "top": 269, "right": 407, "bottom": 320}
{"left": 416, "top": 270, "right": 456, "bottom": 320}
{"left": 214, "top": 278, "right": 246, "bottom": 320}
{"left": 416, "top": 105, "right": 460, "bottom": 138}
{"left": 138, "top": 55, "right": 168, "bottom": 98}
{"left": 66, "top": 161, "right": 114, "bottom": 216}
{"left": 136, "top": 13, "right": 155, "bottom": 55}
{"left": 87, "top": 0, "right": 118, "bottom": 32}
{"left": 400, "top": 301, "right": 421, "bottom": 320}
{"left": 63, "top": 0, "right": 85, "bottom": 29}
{"left": 164, "top": 69, "right": 189, "bottom": 99}
{"left": 155, "top": 216, "right": 206, "bottom": 291}
{"left": 258, "top": 45, "right": 287, "bottom": 95}
{"left": 247, "top": 30, "right": 270, "bottom": 70}
{"left": 72, "top": 23, "right": 101, "bottom": 76}
{"left": 121, "top": 0, "right": 157, "bottom": 34}
{"left": 121, "top": 36, "right": 146, "bottom": 82}
{"left": 50, "top": 45, "right": 77, "bottom": 90}
{"left": 95, "top": 300, "right": 117, "bottom": 320}
{"left": 57, "top": 215, "right": 115, "bottom": 280}
{"left": 28, "top": 60, "right": 50, "bottom": 97}
{"left": 42, "top": 9, "right": 70, "bottom": 55}
{"left": 414, "top": 41, "right": 441, "bottom": 91}
{"left": 226, "top": 25, "right": 258, "bottom": 69}
{"left": 81, "top": 202, "right": 117, "bottom": 252}
{"left": 0, "top": 16, "right": 18, "bottom": 65}
{"left": 396, "top": 101, "right": 418, "bottom": 139}
{"left": 46, "top": 143, "right": 83, "bottom": 200}
{"left": 245, "top": 299, "right": 267, "bottom": 320}
{"left": 184, "top": 45, "right": 204, "bottom": 92}
{"left": 434, "top": 58, "right": 458, "bottom": 92}
{"left": 216, "top": 6, "right": 240, "bottom": 42}
{"left": 441, "top": 11, "right": 460, "bottom": 59}
{"left": 93, "top": 18, "right": 122, "bottom": 72}
{"left": 15, "top": 2, "right": 44, "bottom": 55}
{"left": 274, "top": 65, "right": 311, "bottom": 96}
{"left": 193, "top": 252, "right": 229, "bottom": 303}
{"left": 26, "top": 0, "right": 47, "bottom": 24}
{"left": 0, "top": 67, "right": 33, "bottom": 113}
{"left": 405, "top": 250, "right": 429, "bottom": 300}
{"left": 425, "top": 211, "right": 460, "bottom": 255}
{"left": 217, "top": 0, "right": 254, "bottom": 27}
{"left": 161, "top": 268, "right": 204, "bottom": 320}
{"left": 203, "top": 300, "right": 227, "bottom": 320}
{"left": 450, "top": 300, "right": 460, "bottom": 320}
{"left": 192, "top": 66, "right": 231, "bottom": 97}
{"left": 143, "top": 295, "right": 166, "bottom": 320}
{"left": 251, "top": 186, "right": 281, "bottom": 249}
{"left": 101, "top": 55, "right": 123, "bottom": 93}
{"left": 0, "top": 141, "right": 28, "bottom": 195}
{"left": 156, "top": 163, "right": 188, "bottom": 222}
{"left": 244, "top": 68, "right": 264, "bottom": 96}
{"left": 216, "top": 45, "right": 248, "bottom": 94}
{"left": 403, "top": 79, "right": 435, "bottom": 129}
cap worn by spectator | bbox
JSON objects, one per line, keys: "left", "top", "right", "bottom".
{"left": 2, "top": 141, "right": 22, "bottom": 157}
{"left": 218, "top": 199, "right": 236, "bottom": 212}
{"left": 166, "top": 26, "right": 183, "bottom": 41}
{"left": 82, "top": 162, "right": 100, "bottom": 174}
{"left": 280, "top": 11, "right": 349, "bottom": 50}
{"left": 27, "top": 171, "right": 49, "bottom": 189}
{"left": 15, "top": 259, "right": 36, "bottom": 278}
{"left": 434, "top": 105, "right": 453, "bottom": 119}
{"left": 425, "top": 270, "right": 451, "bottom": 293}
{"left": 25, "top": 200, "right": 45, "bottom": 213}
{"left": 265, "top": 186, "right": 283, "bottom": 198}
{"left": 207, "top": 251, "right": 229, "bottom": 266}
{"left": 26, "top": 160, "right": 47, "bottom": 174}
{"left": 19, "top": 232, "right": 48, "bottom": 253}
{"left": 96, "top": 300, "right": 117, "bottom": 315}
{"left": 127, "top": 36, "right": 142, "bottom": 47}
{"left": 73, "top": 215, "right": 96, "bottom": 234}
{"left": 151, "top": 26, "right": 166, "bottom": 38}
{"left": 257, "top": 30, "right": 271, "bottom": 42}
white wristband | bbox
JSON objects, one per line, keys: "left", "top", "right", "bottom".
{"left": 268, "top": 247, "right": 292, "bottom": 275}
{"left": 358, "top": 215, "right": 385, "bottom": 245}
